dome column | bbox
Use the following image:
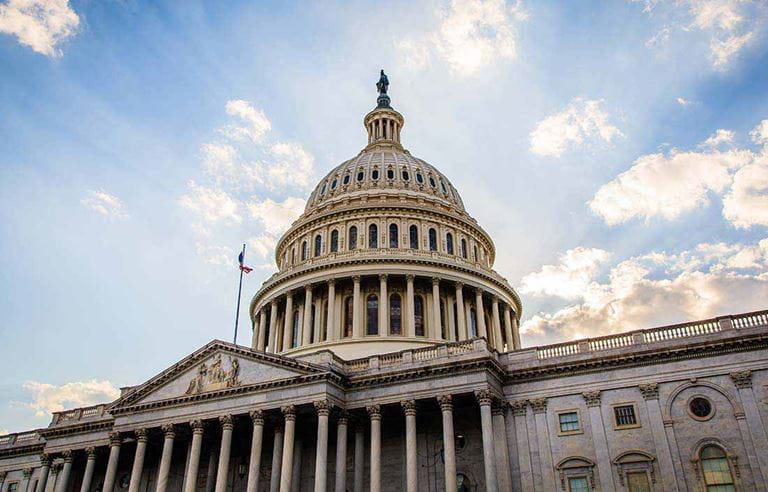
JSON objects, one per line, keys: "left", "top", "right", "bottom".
{"left": 379, "top": 275, "right": 388, "bottom": 336}
{"left": 446, "top": 292, "right": 457, "bottom": 342}
{"left": 269, "top": 299, "right": 279, "bottom": 353}
{"left": 503, "top": 306, "right": 515, "bottom": 351}
{"left": 256, "top": 309, "right": 267, "bottom": 351}
{"left": 352, "top": 276, "right": 362, "bottom": 338}
{"left": 283, "top": 292, "right": 294, "bottom": 351}
{"left": 491, "top": 297, "right": 503, "bottom": 350}
{"left": 431, "top": 278, "right": 442, "bottom": 339}
{"left": 406, "top": 275, "right": 416, "bottom": 337}
{"left": 455, "top": 283, "right": 467, "bottom": 340}
{"left": 475, "top": 289, "right": 488, "bottom": 339}
{"left": 302, "top": 286, "right": 313, "bottom": 346}
{"left": 326, "top": 280, "right": 336, "bottom": 341}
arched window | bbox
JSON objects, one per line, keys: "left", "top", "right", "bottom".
{"left": 461, "top": 239, "right": 467, "bottom": 259}
{"left": 389, "top": 224, "right": 398, "bottom": 248}
{"left": 357, "top": 170, "right": 365, "bottom": 182}
{"left": 446, "top": 232, "right": 454, "bottom": 255}
{"left": 700, "top": 446, "right": 735, "bottom": 491}
{"left": 387, "top": 168, "right": 395, "bottom": 180}
{"left": 321, "top": 300, "right": 328, "bottom": 341}
{"left": 469, "top": 308, "right": 478, "bottom": 337}
{"left": 330, "top": 230, "right": 339, "bottom": 252}
{"left": 366, "top": 294, "right": 378, "bottom": 335}
{"left": 473, "top": 245, "right": 478, "bottom": 261}
{"left": 331, "top": 178, "right": 337, "bottom": 189}
{"left": 301, "top": 241, "right": 308, "bottom": 261}
{"left": 416, "top": 172, "right": 424, "bottom": 183}
{"left": 291, "top": 310, "right": 300, "bottom": 349}
{"left": 390, "top": 294, "right": 402, "bottom": 335}
{"left": 310, "top": 304, "right": 316, "bottom": 344}
{"left": 440, "top": 299, "right": 447, "bottom": 339}
{"left": 368, "top": 224, "right": 378, "bottom": 248}
{"left": 349, "top": 226, "right": 358, "bottom": 250}
{"left": 343, "top": 173, "right": 350, "bottom": 185}
{"left": 429, "top": 228, "right": 437, "bottom": 251}
{"left": 314, "top": 234, "right": 322, "bottom": 257}
{"left": 291, "top": 249, "right": 295, "bottom": 265}
{"left": 372, "top": 169, "right": 380, "bottom": 180}
{"left": 401, "top": 169, "right": 409, "bottom": 181}
{"left": 409, "top": 225, "right": 419, "bottom": 249}
{"left": 344, "top": 297, "right": 353, "bottom": 337}
{"left": 414, "top": 295, "right": 425, "bottom": 336}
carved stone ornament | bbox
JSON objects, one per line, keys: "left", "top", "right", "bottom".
{"left": 530, "top": 398, "right": 548, "bottom": 414}
{"left": 639, "top": 383, "right": 659, "bottom": 400}
{"left": 510, "top": 400, "right": 528, "bottom": 416}
{"left": 85, "top": 447, "right": 98, "bottom": 459}
{"left": 22, "top": 468, "right": 32, "bottom": 479}
{"left": 189, "top": 420, "right": 205, "bottom": 433}
{"left": 39, "top": 453, "right": 52, "bottom": 466}
{"left": 108, "top": 431, "right": 122, "bottom": 446}
{"left": 314, "top": 400, "right": 332, "bottom": 416}
{"left": 62, "top": 450, "right": 74, "bottom": 462}
{"left": 582, "top": 390, "right": 601, "bottom": 407}
{"left": 336, "top": 409, "right": 349, "bottom": 425}
{"left": 437, "top": 394, "right": 453, "bottom": 411}
{"left": 0, "top": 471, "right": 6, "bottom": 482}
{"left": 492, "top": 401, "right": 508, "bottom": 416}
{"left": 281, "top": 405, "right": 297, "bottom": 422}
{"left": 730, "top": 370, "right": 752, "bottom": 389}
{"left": 219, "top": 414, "right": 234, "bottom": 429}
{"left": 401, "top": 400, "right": 417, "bottom": 416}
{"left": 474, "top": 389, "right": 494, "bottom": 406}
{"left": 185, "top": 353, "right": 241, "bottom": 395}
{"left": 135, "top": 428, "right": 149, "bottom": 441}
{"left": 250, "top": 409, "right": 264, "bottom": 425}
{"left": 161, "top": 424, "right": 176, "bottom": 438}
{"left": 367, "top": 404, "right": 382, "bottom": 420}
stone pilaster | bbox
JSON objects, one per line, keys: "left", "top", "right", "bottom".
{"left": 280, "top": 406, "right": 297, "bottom": 492}
{"left": 638, "top": 383, "right": 679, "bottom": 491}
{"left": 103, "top": 431, "right": 122, "bottom": 492}
{"left": 247, "top": 410, "right": 265, "bottom": 492}
{"left": 582, "top": 391, "right": 615, "bottom": 492}
{"left": 314, "top": 400, "right": 332, "bottom": 492}
{"left": 215, "top": 415, "right": 234, "bottom": 492}
{"left": 492, "top": 403, "right": 512, "bottom": 492}
{"left": 334, "top": 411, "right": 349, "bottom": 492}
{"left": 367, "top": 405, "right": 382, "bottom": 492}
{"left": 401, "top": 400, "right": 418, "bottom": 492}
{"left": 183, "top": 421, "right": 204, "bottom": 492}
{"left": 475, "top": 389, "right": 498, "bottom": 492}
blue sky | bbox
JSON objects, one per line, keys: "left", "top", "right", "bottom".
{"left": 1, "top": 0, "right": 767, "bottom": 433}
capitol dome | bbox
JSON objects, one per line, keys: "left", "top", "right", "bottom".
{"left": 250, "top": 72, "right": 521, "bottom": 359}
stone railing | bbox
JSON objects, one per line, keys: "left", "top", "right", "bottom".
{"left": 50, "top": 403, "right": 108, "bottom": 425}
{"left": 344, "top": 338, "right": 481, "bottom": 373}
{"left": 0, "top": 430, "right": 42, "bottom": 448}
{"left": 535, "top": 310, "right": 768, "bottom": 360}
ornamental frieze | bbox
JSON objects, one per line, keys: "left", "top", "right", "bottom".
{"left": 185, "top": 354, "right": 241, "bottom": 395}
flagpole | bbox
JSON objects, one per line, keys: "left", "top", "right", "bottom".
{"left": 234, "top": 243, "right": 246, "bottom": 344}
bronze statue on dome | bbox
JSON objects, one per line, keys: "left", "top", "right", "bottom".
{"left": 376, "top": 69, "right": 389, "bottom": 95}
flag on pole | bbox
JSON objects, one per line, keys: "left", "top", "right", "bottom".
{"left": 238, "top": 251, "right": 253, "bottom": 273}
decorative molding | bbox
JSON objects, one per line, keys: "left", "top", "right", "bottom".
{"left": 401, "top": 400, "right": 417, "bottom": 416}
{"left": 582, "top": 391, "right": 601, "bottom": 407}
{"left": 189, "top": 420, "right": 205, "bottom": 434}
{"left": 39, "top": 453, "right": 51, "bottom": 466}
{"left": 510, "top": 400, "right": 528, "bottom": 416}
{"left": 367, "top": 404, "right": 382, "bottom": 420}
{"left": 250, "top": 409, "right": 264, "bottom": 426}
{"left": 474, "top": 389, "right": 493, "bottom": 406}
{"left": 219, "top": 414, "right": 234, "bottom": 430}
{"left": 314, "top": 400, "right": 332, "bottom": 417}
{"left": 135, "top": 428, "right": 149, "bottom": 441}
{"left": 108, "top": 431, "right": 122, "bottom": 446}
{"left": 730, "top": 370, "right": 752, "bottom": 389}
{"left": 437, "top": 394, "right": 453, "bottom": 412}
{"left": 530, "top": 398, "right": 547, "bottom": 414}
{"left": 85, "top": 447, "right": 98, "bottom": 459}
{"left": 282, "top": 405, "right": 297, "bottom": 422}
{"left": 639, "top": 383, "right": 659, "bottom": 400}
{"left": 161, "top": 424, "right": 176, "bottom": 438}
{"left": 186, "top": 354, "right": 241, "bottom": 395}
{"left": 62, "top": 450, "right": 74, "bottom": 462}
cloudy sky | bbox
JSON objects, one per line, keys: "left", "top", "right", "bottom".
{"left": 1, "top": 0, "right": 767, "bottom": 433}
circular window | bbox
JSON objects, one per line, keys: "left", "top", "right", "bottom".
{"left": 688, "top": 396, "right": 714, "bottom": 420}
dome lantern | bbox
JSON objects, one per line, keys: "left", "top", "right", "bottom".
{"left": 364, "top": 70, "right": 404, "bottom": 149}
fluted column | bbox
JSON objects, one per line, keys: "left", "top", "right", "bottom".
{"left": 302, "top": 286, "right": 314, "bottom": 345}
{"left": 475, "top": 390, "right": 498, "bottom": 492}
{"left": 270, "top": 425, "right": 284, "bottom": 492}
{"left": 491, "top": 297, "right": 502, "bottom": 350}
{"left": 215, "top": 415, "right": 234, "bottom": 492}
{"left": 406, "top": 275, "right": 415, "bottom": 336}
{"left": 334, "top": 412, "right": 349, "bottom": 492}
{"left": 103, "top": 432, "right": 122, "bottom": 492}
{"left": 492, "top": 404, "right": 511, "bottom": 492}
{"left": 503, "top": 307, "right": 514, "bottom": 351}
{"left": 367, "top": 405, "right": 381, "bottom": 492}
{"left": 313, "top": 297, "right": 323, "bottom": 343}
{"left": 269, "top": 299, "right": 279, "bottom": 352}
{"left": 127, "top": 429, "right": 149, "bottom": 492}
{"left": 401, "top": 401, "right": 418, "bottom": 492}
{"left": 475, "top": 289, "right": 487, "bottom": 339}
{"left": 314, "top": 401, "right": 331, "bottom": 492}
{"left": 247, "top": 410, "right": 265, "bottom": 492}
{"left": 283, "top": 293, "right": 294, "bottom": 351}
{"left": 80, "top": 448, "right": 97, "bottom": 492}
{"left": 352, "top": 276, "right": 362, "bottom": 338}
{"left": 431, "top": 278, "right": 442, "bottom": 339}
{"left": 257, "top": 308, "right": 267, "bottom": 350}
{"left": 184, "top": 421, "right": 204, "bottom": 492}
{"left": 326, "top": 280, "right": 336, "bottom": 341}
{"left": 454, "top": 283, "right": 467, "bottom": 339}
{"left": 353, "top": 423, "right": 364, "bottom": 492}
{"left": 156, "top": 424, "right": 176, "bottom": 492}
{"left": 438, "top": 396, "right": 457, "bottom": 492}
{"left": 54, "top": 451, "right": 73, "bottom": 492}
{"left": 280, "top": 406, "right": 297, "bottom": 492}
{"left": 379, "top": 274, "right": 388, "bottom": 336}
{"left": 36, "top": 454, "right": 51, "bottom": 492}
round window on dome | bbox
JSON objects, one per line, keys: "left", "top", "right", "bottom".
{"left": 429, "top": 176, "right": 436, "bottom": 188}
{"left": 688, "top": 396, "right": 714, "bottom": 420}
{"left": 357, "top": 171, "right": 365, "bottom": 182}
{"left": 387, "top": 168, "right": 395, "bottom": 180}
{"left": 343, "top": 174, "right": 350, "bottom": 185}
{"left": 372, "top": 169, "right": 379, "bottom": 180}
{"left": 402, "top": 169, "right": 410, "bottom": 181}
{"left": 416, "top": 173, "right": 424, "bottom": 183}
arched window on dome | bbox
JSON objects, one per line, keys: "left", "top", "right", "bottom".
{"left": 349, "top": 226, "right": 358, "bottom": 250}
{"left": 409, "top": 225, "right": 419, "bottom": 249}
{"left": 414, "top": 295, "right": 425, "bottom": 336}
{"left": 301, "top": 241, "right": 308, "bottom": 261}
{"left": 291, "top": 248, "right": 296, "bottom": 265}
{"left": 446, "top": 232, "right": 454, "bottom": 255}
{"left": 390, "top": 294, "right": 402, "bottom": 335}
{"left": 387, "top": 168, "right": 395, "bottom": 180}
{"left": 366, "top": 294, "right": 378, "bottom": 335}
{"left": 320, "top": 182, "right": 327, "bottom": 194}
{"left": 469, "top": 308, "right": 478, "bottom": 338}
{"left": 416, "top": 172, "right": 424, "bottom": 184}
{"left": 372, "top": 169, "right": 379, "bottom": 180}
{"left": 343, "top": 173, "right": 350, "bottom": 185}
{"left": 309, "top": 304, "right": 316, "bottom": 344}
{"left": 473, "top": 245, "right": 478, "bottom": 262}
{"left": 331, "top": 178, "right": 338, "bottom": 190}
{"left": 461, "top": 239, "right": 467, "bottom": 259}
{"left": 292, "top": 310, "right": 300, "bottom": 349}
{"left": 344, "top": 297, "right": 353, "bottom": 338}
{"left": 389, "top": 224, "right": 398, "bottom": 248}
{"left": 357, "top": 170, "right": 365, "bottom": 182}
{"left": 402, "top": 169, "right": 409, "bottom": 181}
{"left": 429, "top": 228, "right": 437, "bottom": 251}
{"left": 429, "top": 176, "right": 436, "bottom": 188}
{"left": 330, "top": 230, "right": 339, "bottom": 253}
{"left": 369, "top": 224, "right": 378, "bottom": 248}
{"left": 440, "top": 179, "right": 448, "bottom": 194}
{"left": 700, "top": 446, "right": 735, "bottom": 491}
{"left": 314, "top": 234, "right": 322, "bottom": 257}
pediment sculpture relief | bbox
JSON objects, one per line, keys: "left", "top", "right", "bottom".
{"left": 185, "top": 354, "right": 240, "bottom": 395}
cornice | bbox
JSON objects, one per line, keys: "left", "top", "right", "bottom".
{"left": 0, "top": 443, "right": 45, "bottom": 459}
{"left": 38, "top": 420, "right": 113, "bottom": 439}
{"left": 347, "top": 356, "right": 506, "bottom": 390}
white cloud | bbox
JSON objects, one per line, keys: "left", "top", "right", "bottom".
{"left": 645, "top": 27, "right": 670, "bottom": 48}
{"left": 178, "top": 181, "right": 241, "bottom": 224}
{"left": 81, "top": 190, "right": 129, "bottom": 221}
{"left": 751, "top": 119, "right": 768, "bottom": 147}
{"left": 221, "top": 100, "right": 272, "bottom": 142}
{"left": 521, "top": 247, "right": 610, "bottom": 300}
{"left": 15, "top": 380, "right": 119, "bottom": 418}
{"left": 710, "top": 31, "right": 754, "bottom": 68}
{"left": 247, "top": 196, "right": 305, "bottom": 236}
{"left": 0, "top": 0, "right": 79, "bottom": 57}
{"left": 529, "top": 98, "right": 623, "bottom": 157}
{"left": 521, "top": 238, "right": 768, "bottom": 343}
{"left": 676, "top": 96, "right": 692, "bottom": 106}
{"left": 589, "top": 119, "right": 768, "bottom": 227}
{"left": 397, "top": 0, "right": 526, "bottom": 75}
{"left": 266, "top": 142, "right": 314, "bottom": 190}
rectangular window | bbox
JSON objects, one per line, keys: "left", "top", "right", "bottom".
{"left": 568, "top": 477, "right": 589, "bottom": 492}
{"left": 8, "top": 483, "right": 19, "bottom": 492}
{"left": 627, "top": 472, "right": 651, "bottom": 492}
{"left": 614, "top": 404, "right": 638, "bottom": 428}
{"left": 558, "top": 411, "right": 580, "bottom": 433}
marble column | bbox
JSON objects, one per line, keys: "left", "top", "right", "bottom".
{"left": 20, "top": 469, "right": 32, "bottom": 492}
{"left": 731, "top": 370, "right": 768, "bottom": 487}
{"left": 184, "top": 421, "right": 204, "bottom": 492}
{"left": 35, "top": 454, "right": 51, "bottom": 492}
{"left": 367, "top": 405, "right": 382, "bottom": 492}
{"left": 283, "top": 293, "right": 294, "bottom": 351}
{"left": 270, "top": 425, "right": 284, "bottom": 492}
{"left": 475, "top": 390, "right": 498, "bottom": 492}
{"left": 314, "top": 401, "right": 331, "bottom": 492}
{"left": 54, "top": 451, "right": 74, "bottom": 492}
{"left": 247, "top": 410, "right": 265, "bottom": 492}
{"left": 257, "top": 308, "right": 268, "bottom": 351}
{"left": 128, "top": 428, "right": 149, "bottom": 492}
{"left": 353, "top": 424, "right": 364, "bottom": 492}
{"left": 454, "top": 283, "right": 467, "bottom": 339}
{"left": 492, "top": 404, "right": 512, "bottom": 492}
{"left": 475, "top": 290, "right": 487, "bottom": 339}
{"left": 291, "top": 439, "right": 302, "bottom": 492}
{"left": 438, "top": 395, "right": 457, "bottom": 492}
{"left": 215, "top": 415, "right": 234, "bottom": 492}
{"left": 431, "top": 278, "right": 442, "bottom": 339}
{"left": 205, "top": 449, "right": 218, "bottom": 492}
{"left": 406, "top": 275, "right": 416, "bottom": 336}
{"left": 638, "top": 384, "right": 679, "bottom": 492}
{"left": 582, "top": 391, "right": 615, "bottom": 492}
{"left": 352, "top": 276, "right": 362, "bottom": 338}
{"left": 401, "top": 401, "right": 418, "bottom": 492}
{"left": 269, "top": 299, "right": 279, "bottom": 353}
{"left": 80, "top": 448, "right": 97, "bottom": 492}
{"left": 156, "top": 424, "right": 177, "bottom": 492}
{"left": 491, "top": 298, "right": 503, "bottom": 350}
{"left": 531, "top": 398, "right": 555, "bottom": 491}
{"left": 313, "top": 297, "right": 323, "bottom": 343}
{"left": 280, "top": 406, "right": 297, "bottom": 492}
{"left": 334, "top": 412, "right": 349, "bottom": 492}
{"left": 103, "top": 432, "right": 123, "bottom": 492}
{"left": 503, "top": 307, "right": 515, "bottom": 351}
{"left": 510, "top": 401, "right": 533, "bottom": 491}
{"left": 302, "top": 286, "right": 314, "bottom": 346}
{"left": 326, "top": 280, "right": 336, "bottom": 341}
{"left": 446, "top": 293, "right": 456, "bottom": 342}
{"left": 379, "top": 274, "right": 388, "bottom": 336}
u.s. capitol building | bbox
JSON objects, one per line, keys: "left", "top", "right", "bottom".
{"left": 1, "top": 75, "right": 767, "bottom": 492}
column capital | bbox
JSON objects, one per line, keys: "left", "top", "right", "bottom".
{"left": 271, "top": 298, "right": 279, "bottom": 306}
{"left": 437, "top": 394, "right": 453, "bottom": 411}
{"left": 492, "top": 400, "right": 508, "bottom": 416}
{"left": 305, "top": 284, "right": 313, "bottom": 293}
{"left": 352, "top": 275, "right": 361, "bottom": 283}
{"left": 39, "top": 453, "right": 52, "bottom": 466}
{"left": 431, "top": 277, "right": 440, "bottom": 285}
{"left": 108, "top": 431, "right": 122, "bottom": 446}
{"left": 455, "top": 281, "right": 464, "bottom": 289}
{"left": 51, "top": 463, "right": 62, "bottom": 475}
{"left": 379, "top": 273, "right": 388, "bottom": 281}
{"left": 510, "top": 400, "right": 528, "bottom": 416}
{"left": 326, "top": 278, "right": 336, "bottom": 287}
{"left": 219, "top": 414, "right": 234, "bottom": 430}
{"left": 336, "top": 409, "right": 349, "bottom": 425}
{"left": 85, "top": 447, "right": 98, "bottom": 459}
{"left": 529, "top": 397, "right": 547, "bottom": 414}
{"left": 314, "top": 399, "right": 332, "bottom": 417}
{"left": 161, "top": 423, "right": 177, "bottom": 438}
{"left": 638, "top": 383, "right": 659, "bottom": 400}
{"left": 62, "top": 449, "right": 74, "bottom": 463}
{"left": 400, "top": 400, "right": 417, "bottom": 416}
{"left": 406, "top": 274, "right": 415, "bottom": 282}
{"left": 22, "top": 468, "right": 33, "bottom": 479}
{"left": 189, "top": 419, "right": 205, "bottom": 434}
{"left": 0, "top": 471, "right": 5, "bottom": 482}
{"left": 250, "top": 409, "right": 264, "bottom": 425}
{"left": 730, "top": 370, "right": 752, "bottom": 388}
{"left": 135, "top": 427, "right": 149, "bottom": 442}
{"left": 582, "top": 390, "right": 601, "bottom": 407}
{"left": 366, "top": 404, "right": 382, "bottom": 420}
{"left": 282, "top": 405, "right": 297, "bottom": 421}
{"left": 474, "top": 389, "right": 494, "bottom": 406}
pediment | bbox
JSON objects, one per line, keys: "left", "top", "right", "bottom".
{"left": 110, "top": 341, "right": 328, "bottom": 411}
